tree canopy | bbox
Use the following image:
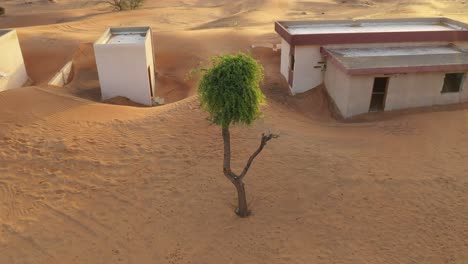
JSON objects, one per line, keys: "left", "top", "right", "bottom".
{"left": 198, "top": 53, "right": 265, "bottom": 128}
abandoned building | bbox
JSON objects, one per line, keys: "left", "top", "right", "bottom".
{"left": 94, "top": 27, "right": 156, "bottom": 106}
{"left": 0, "top": 30, "right": 29, "bottom": 92}
{"left": 275, "top": 17, "right": 468, "bottom": 118}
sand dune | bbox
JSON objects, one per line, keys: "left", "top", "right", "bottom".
{"left": 1, "top": 0, "right": 468, "bottom": 263}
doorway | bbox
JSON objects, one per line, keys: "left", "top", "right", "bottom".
{"left": 369, "top": 77, "right": 388, "bottom": 112}
{"left": 148, "top": 66, "right": 153, "bottom": 97}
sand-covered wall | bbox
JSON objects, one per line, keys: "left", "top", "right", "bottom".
{"left": 324, "top": 62, "right": 374, "bottom": 118}
{"left": 94, "top": 36, "right": 153, "bottom": 106}
{"left": 48, "top": 61, "right": 73, "bottom": 87}
{"left": 0, "top": 30, "right": 28, "bottom": 92}
{"left": 385, "top": 72, "right": 468, "bottom": 111}
{"left": 283, "top": 40, "right": 468, "bottom": 97}
{"left": 324, "top": 59, "right": 351, "bottom": 116}
{"left": 144, "top": 30, "right": 156, "bottom": 97}
{"left": 345, "top": 75, "right": 374, "bottom": 116}
{"left": 326, "top": 67, "right": 468, "bottom": 118}
{"left": 292, "top": 45, "right": 323, "bottom": 94}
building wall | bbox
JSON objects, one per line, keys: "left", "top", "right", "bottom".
{"left": 385, "top": 72, "right": 468, "bottom": 111}
{"left": 286, "top": 41, "right": 450, "bottom": 95}
{"left": 144, "top": 31, "right": 156, "bottom": 96}
{"left": 280, "top": 39, "right": 290, "bottom": 81}
{"left": 324, "top": 60, "right": 350, "bottom": 115}
{"left": 0, "top": 30, "right": 28, "bottom": 92}
{"left": 48, "top": 61, "right": 73, "bottom": 87}
{"left": 326, "top": 69, "right": 468, "bottom": 118}
{"left": 94, "top": 42, "right": 153, "bottom": 106}
{"left": 285, "top": 40, "right": 468, "bottom": 94}
{"left": 324, "top": 62, "right": 374, "bottom": 118}
{"left": 455, "top": 40, "right": 468, "bottom": 49}
{"left": 346, "top": 75, "right": 374, "bottom": 117}
{"left": 281, "top": 38, "right": 468, "bottom": 117}
{"left": 292, "top": 45, "right": 323, "bottom": 94}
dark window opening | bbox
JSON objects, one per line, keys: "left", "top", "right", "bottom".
{"left": 369, "top": 77, "right": 388, "bottom": 112}
{"left": 441, "top": 73, "right": 464, "bottom": 93}
{"left": 289, "top": 54, "right": 295, "bottom": 71}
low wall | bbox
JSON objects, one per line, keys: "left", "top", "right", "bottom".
{"left": 48, "top": 61, "right": 73, "bottom": 87}
{"left": 385, "top": 72, "right": 468, "bottom": 111}
{"left": 292, "top": 45, "right": 323, "bottom": 94}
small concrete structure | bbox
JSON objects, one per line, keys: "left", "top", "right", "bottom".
{"left": 94, "top": 27, "right": 156, "bottom": 106}
{"left": 48, "top": 61, "right": 73, "bottom": 87}
{"left": 0, "top": 30, "right": 28, "bottom": 92}
{"left": 275, "top": 17, "right": 468, "bottom": 118}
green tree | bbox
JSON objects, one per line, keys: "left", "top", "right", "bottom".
{"left": 198, "top": 53, "right": 277, "bottom": 217}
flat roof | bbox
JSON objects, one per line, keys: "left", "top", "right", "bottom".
{"left": 275, "top": 18, "right": 468, "bottom": 45}
{"left": 287, "top": 21, "right": 461, "bottom": 35}
{"left": 94, "top": 26, "right": 150, "bottom": 45}
{"left": 322, "top": 45, "right": 468, "bottom": 75}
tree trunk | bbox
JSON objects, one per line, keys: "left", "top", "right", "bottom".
{"left": 222, "top": 127, "right": 276, "bottom": 218}
{"left": 222, "top": 127, "right": 231, "bottom": 179}
{"left": 222, "top": 127, "right": 250, "bottom": 217}
{"left": 234, "top": 180, "right": 249, "bottom": 217}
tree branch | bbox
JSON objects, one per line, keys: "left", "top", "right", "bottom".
{"left": 239, "top": 132, "right": 277, "bottom": 180}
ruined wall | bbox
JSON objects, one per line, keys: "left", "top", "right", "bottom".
{"left": 0, "top": 30, "right": 28, "bottom": 92}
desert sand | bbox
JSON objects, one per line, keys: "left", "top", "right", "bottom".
{"left": 0, "top": 0, "right": 468, "bottom": 263}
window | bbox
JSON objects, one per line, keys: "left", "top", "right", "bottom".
{"left": 289, "top": 54, "right": 295, "bottom": 71}
{"left": 441, "top": 73, "right": 464, "bottom": 93}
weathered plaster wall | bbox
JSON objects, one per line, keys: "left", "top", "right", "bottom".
{"left": 324, "top": 60, "right": 351, "bottom": 116}
{"left": 94, "top": 42, "right": 153, "bottom": 106}
{"left": 292, "top": 45, "right": 323, "bottom": 94}
{"left": 144, "top": 31, "right": 156, "bottom": 97}
{"left": 385, "top": 72, "right": 468, "bottom": 111}
{"left": 280, "top": 39, "right": 290, "bottom": 81}
{"left": 48, "top": 61, "right": 73, "bottom": 87}
{"left": 346, "top": 75, "right": 374, "bottom": 117}
{"left": 324, "top": 62, "right": 374, "bottom": 118}
{"left": 326, "top": 69, "right": 468, "bottom": 118}
{"left": 0, "top": 30, "right": 28, "bottom": 92}
{"left": 287, "top": 41, "right": 468, "bottom": 93}
{"left": 280, "top": 36, "right": 468, "bottom": 117}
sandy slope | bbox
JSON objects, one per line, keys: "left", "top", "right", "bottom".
{"left": 1, "top": 0, "right": 468, "bottom": 263}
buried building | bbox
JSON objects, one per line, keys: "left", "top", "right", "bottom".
{"left": 275, "top": 17, "right": 468, "bottom": 118}
{"left": 0, "top": 30, "right": 29, "bottom": 92}
{"left": 94, "top": 27, "right": 156, "bottom": 106}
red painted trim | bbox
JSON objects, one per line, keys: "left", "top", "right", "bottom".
{"left": 275, "top": 19, "right": 468, "bottom": 46}
{"left": 291, "top": 31, "right": 468, "bottom": 46}
{"left": 274, "top": 22, "right": 292, "bottom": 44}
{"left": 348, "top": 64, "right": 468, "bottom": 75}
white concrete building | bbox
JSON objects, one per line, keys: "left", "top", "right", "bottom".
{"left": 94, "top": 27, "right": 156, "bottom": 106}
{"left": 275, "top": 18, "right": 468, "bottom": 118}
{"left": 0, "top": 30, "right": 28, "bottom": 92}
